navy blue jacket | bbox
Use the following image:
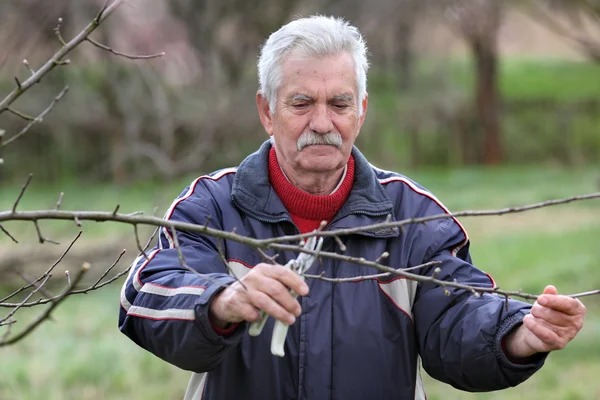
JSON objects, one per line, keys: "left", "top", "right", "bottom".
{"left": 119, "top": 140, "right": 546, "bottom": 399}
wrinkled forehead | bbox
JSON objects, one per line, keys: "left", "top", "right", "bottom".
{"left": 278, "top": 52, "right": 358, "bottom": 99}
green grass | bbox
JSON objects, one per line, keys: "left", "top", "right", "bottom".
{"left": 1, "top": 166, "right": 600, "bottom": 399}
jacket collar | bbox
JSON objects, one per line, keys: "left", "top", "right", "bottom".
{"left": 231, "top": 140, "right": 397, "bottom": 237}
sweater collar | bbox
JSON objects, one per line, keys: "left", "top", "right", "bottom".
{"left": 232, "top": 140, "right": 395, "bottom": 233}
{"left": 268, "top": 146, "right": 355, "bottom": 222}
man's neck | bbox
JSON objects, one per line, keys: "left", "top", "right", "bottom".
{"left": 279, "top": 165, "right": 346, "bottom": 195}
{"left": 279, "top": 163, "right": 347, "bottom": 196}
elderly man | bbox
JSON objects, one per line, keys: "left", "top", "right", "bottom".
{"left": 119, "top": 15, "right": 585, "bottom": 400}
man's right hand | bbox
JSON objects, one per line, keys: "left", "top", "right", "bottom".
{"left": 209, "top": 263, "right": 309, "bottom": 329}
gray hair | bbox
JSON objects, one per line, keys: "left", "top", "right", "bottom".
{"left": 258, "top": 15, "right": 369, "bottom": 116}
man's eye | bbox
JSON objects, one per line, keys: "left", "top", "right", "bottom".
{"left": 333, "top": 104, "right": 349, "bottom": 110}
{"left": 293, "top": 103, "right": 309, "bottom": 109}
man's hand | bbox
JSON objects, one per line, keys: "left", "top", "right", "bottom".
{"left": 209, "top": 263, "right": 309, "bottom": 328}
{"left": 504, "top": 285, "right": 586, "bottom": 359}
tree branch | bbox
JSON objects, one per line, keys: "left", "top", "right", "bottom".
{"left": 0, "top": 0, "right": 124, "bottom": 114}
{"left": 1, "top": 86, "right": 69, "bottom": 149}
{"left": 0, "top": 231, "right": 81, "bottom": 304}
{"left": 86, "top": 38, "right": 165, "bottom": 60}
{"left": 0, "top": 263, "right": 89, "bottom": 347}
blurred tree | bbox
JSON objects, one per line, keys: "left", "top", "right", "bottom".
{"left": 445, "top": 0, "right": 504, "bottom": 165}
{"left": 525, "top": 0, "right": 600, "bottom": 62}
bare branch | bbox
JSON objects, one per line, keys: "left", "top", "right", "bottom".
{"left": 13, "top": 269, "right": 54, "bottom": 299}
{"left": 134, "top": 224, "right": 149, "bottom": 260}
{"left": 333, "top": 235, "right": 347, "bottom": 252}
{"left": 0, "top": 263, "right": 89, "bottom": 347}
{"left": 303, "top": 261, "right": 442, "bottom": 283}
{"left": 1, "top": 193, "right": 599, "bottom": 303}
{"left": 0, "top": 231, "right": 82, "bottom": 304}
{"left": 217, "top": 237, "right": 248, "bottom": 290}
{"left": 86, "top": 38, "right": 165, "bottom": 60}
{"left": 169, "top": 227, "right": 222, "bottom": 287}
{"left": 1, "top": 86, "right": 70, "bottom": 149}
{"left": 22, "top": 59, "right": 35, "bottom": 76}
{"left": 12, "top": 173, "right": 33, "bottom": 213}
{"left": 0, "top": 275, "right": 51, "bottom": 325}
{"left": 54, "top": 17, "right": 66, "bottom": 46}
{"left": 7, "top": 107, "right": 35, "bottom": 121}
{"left": 1, "top": 246, "right": 126, "bottom": 307}
{"left": 0, "top": 225, "right": 18, "bottom": 243}
{"left": 55, "top": 192, "right": 64, "bottom": 210}
{"left": 3, "top": 192, "right": 598, "bottom": 249}
{"left": 33, "top": 220, "right": 59, "bottom": 245}
{"left": 0, "top": 0, "right": 125, "bottom": 114}
{"left": 143, "top": 227, "right": 159, "bottom": 252}
{"left": 88, "top": 249, "right": 126, "bottom": 288}
{"left": 567, "top": 289, "right": 600, "bottom": 299}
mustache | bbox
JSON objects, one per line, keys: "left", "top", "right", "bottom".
{"left": 297, "top": 131, "right": 343, "bottom": 151}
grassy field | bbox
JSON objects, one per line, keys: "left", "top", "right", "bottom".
{"left": 1, "top": 165, "right": 600, "bottom": 399}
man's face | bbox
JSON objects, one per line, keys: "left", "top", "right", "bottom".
{"left": 257, "top": 52, "right": 368, "bottom": 176}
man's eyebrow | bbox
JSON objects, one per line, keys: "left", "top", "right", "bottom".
{"left": 331, "top": 94, "right": 354, "bottom": 102}
{"left": 288, "top": 94, "right": 312, "bottom": 102}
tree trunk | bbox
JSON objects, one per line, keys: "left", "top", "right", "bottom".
{"left": 472, "top": 37, "right": 502, "bottom": 165}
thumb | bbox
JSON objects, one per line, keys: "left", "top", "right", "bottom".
{"left": 542, "top": 285, "right": 558, "bottom": 296}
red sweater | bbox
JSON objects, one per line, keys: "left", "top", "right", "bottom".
{"left": 269, "top": 147, "right": 355, "bottom": 233}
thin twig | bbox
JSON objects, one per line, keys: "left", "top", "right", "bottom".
{"left": 567, "top": 289, "right": 600, "bottom": 299}
{"left": 217, "top": 238, "right": 248, "bottom": 290}
{"left": 0, "top": 249, "right": 128, "bottom": 307}
{"left": 0, "top": 0, "right": 125, "bottom": 114}
{"left": 13, "top": 269, "right": 54, "bottom": 299}
{"left": 12, "top": 173, "right": 33, "bottom": 213}
{"left": 257, "top": 248, "right": 278, "bottom": 264}
{"left": 2, "top": 86, "right": 69, "bottom": 148}
{"left": 55, "top": 192, "right": 64, "bottom": 210}
{"left": 258, "top": 192, "right": 600, "bottom": 245}
{"left": 89, "top": 249, "right": 126, "bottom": 288}
{"left": 333, "top": 235, "right": 347, "bottom": 252}
{"left": 0, "top": 231, "right": 82, "bottom": 303}
{"left": 0, "top": 263, "right": 89, "bottom": 347}
{"left": 33, "top": 220, "right": 59, "bottom": 245}
{"left": 22, "top": 59, "right": 35, "bottom": 76}
{"left": 0, "top": 225, "right": 18, "bottom": 243}
{"left": 302, "top": 260, "right": 441, "bottom": 282}
{"left": 134, "top": 224, "right": 149, "bottom": 260}
{"left": 169, "top": 227, "right": 221, "bottom": 287}
{"left": 143, "top": 227, "right": 159, "bottom": 252}
{"left": 54, "top": 17, "right": 66, "bottom": 46}
{"left": 65, "top": 271, "right": 71, "bottom": 287}
{"left": 7, "top": 107, "right": 35, "bottom": 121}
{"left": 0, "top": 275, "right": 51, "bottom": 325}
{"left": 1, "top": 321, "right": 15, "bottom": 343}
{"left": 86, "top": 37, "right": 165, "bottom": 60}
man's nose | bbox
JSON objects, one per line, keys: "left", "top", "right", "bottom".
{"left": 308, "top": 103, "right": 334, "bottom": 134}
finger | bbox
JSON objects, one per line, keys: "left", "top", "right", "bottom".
{"left": 249, "top": 290, "right": 296, "bottom": 326}
{"left": 537, "top": 295, "right": 585, "bottom": 316}
{"left": 237, "top": 303, "right": 261, "bottom": 323}
{"left": 261, "top": 278, "right": 303, "bottom": 317}
{"left": 530, "top": 303, "right": 577, "bottom": 327}
{"left": 542, "top": 285, "right": 558, "bottom": 296}
{"left": 257, "top": 263, "right": 309, "bottom": 296}
{"left": 522, "top": 314, "right": 564, "bottom": 350}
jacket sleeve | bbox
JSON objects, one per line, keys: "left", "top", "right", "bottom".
{"left": 412, "top": 217, "right": 547, "bottom": 392}
{"left": 118, "top": 187, "right": 247, "bottom": 373}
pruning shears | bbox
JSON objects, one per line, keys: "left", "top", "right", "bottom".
{"left": 248, "top": 236, "right": 323, "bottom": 357}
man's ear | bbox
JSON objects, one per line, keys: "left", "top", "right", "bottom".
{"left": 358, "top": 94, "right": 368, "bottom": 128}
{"left": 256, "top": 92, "right": 274, "bottom": 136}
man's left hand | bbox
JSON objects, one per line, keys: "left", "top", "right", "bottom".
{"left": 504, "top": 285, "right": 586, "bottom": 360}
